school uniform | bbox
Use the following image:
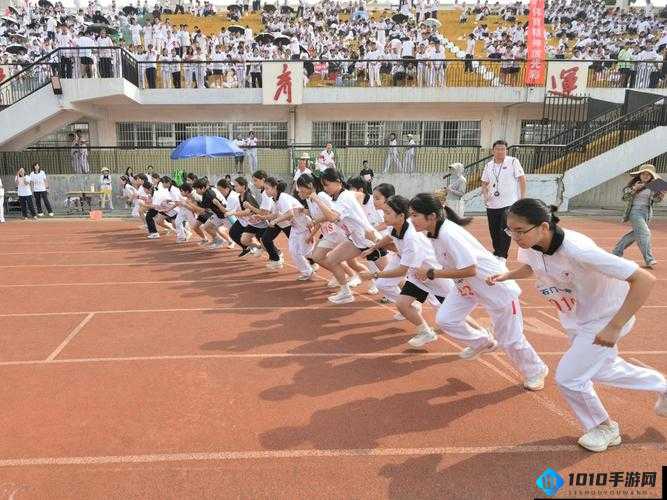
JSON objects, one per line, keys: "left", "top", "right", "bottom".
{"left": 29, "top": 170, "right": 53, "bottom": 215}
{"left": 517, "top": 227, "right": 667, "bottom": 432}
{"left": 383, "top": 138, "right": 402, "bottom": 173}
{"left": 15, "top": 175, "right": 36, "bottom": 218}
{"left": 330, "top": 189, "right": 377, "bottom": 250}
{"left": 229, "top": 191, "right": 263, "bottom": 248}
{"left": 307, "top": 191, "right": 347, "bottom": 250}
{"left": 427, "top": 219, "right": 547, "bottom": 380}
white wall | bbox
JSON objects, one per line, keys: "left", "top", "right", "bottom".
{"left": 463, "top": 174, "right": 562, "bottom": 213}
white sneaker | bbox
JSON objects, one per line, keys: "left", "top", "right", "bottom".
{"left": 459, "top": 337, "right": 498, "bottom": 360}
{"left": 48, "top": 213, "right": 54, "bottom": 217}
{"left": 296, "top": 273, "right": 313, "bottom": 281}
{"left": 348, "top": 275, "right": 362, "bottom": 288}
{"left": 367, "top": 285, "right": 379, "bottom": 295}
{"left": 408, "top": 327, "right": 438, "bottom": 348}
{"left": 578, "top": 421, "right": 621, "bottom": 452}
{"left": 208, "top": 241, "right": 225, "bottom": 250}
{"left": 328, "top": 287, "right": 354, "bottom": 304}
{"left": 311, "top": 263, "right": 320, "bottom": 272}
{"left": 655, "top": 392, "right": 667, "bottom": 417}
{"left": 147, "top": 233, "right": 160, "bottom": 239}
{"left": 37, "top": 212, "right": 44, "bottom": 217}
{"left": 227, "top": 242, "right": 237, "bottom": 249}
{"left": 394, "top": 302, "right": 422, "bottom": 321}
{"left": 327, "top": 277, "right": 340, "bottom": 288}
{"left": 266, "top": 260, "right": 283, "bottom": 270}
{"left": 249, "top": 247, "right": 261, "bottom": 257}
{"left": 176, "top": 236, "right": 187, "bottom": 243}
{"left": 523, "top": 366, "right": 549, "bottom": 391}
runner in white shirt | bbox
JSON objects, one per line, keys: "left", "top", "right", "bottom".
{"left": 489, "top": 198, "right": 667, "bottom": 452}
{"left": 308, "top": 169, "right": 379, "bottom": 304}
{"left": 409, "top": 192, "right": 548, "bottom": 389}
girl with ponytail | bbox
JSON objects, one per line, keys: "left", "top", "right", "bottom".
{"left": 409, "top": 192, "right": 548, "bottom": 390}
{"left": 487, "top": 198, "right": 667, "bottom": 452}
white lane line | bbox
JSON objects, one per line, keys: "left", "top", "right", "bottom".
{"left": 0, "top": 442, "right": 664, "bottom": 467}
{"left": 45, "top": 313, "right": 95, "bottom": 361}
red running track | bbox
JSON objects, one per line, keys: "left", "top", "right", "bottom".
{"left": 0, "top": 217, "right": 665, "bottom": 499}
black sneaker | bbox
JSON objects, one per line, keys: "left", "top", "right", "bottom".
{"left": 238, "top": 248, "right": 250, "bottom": 258}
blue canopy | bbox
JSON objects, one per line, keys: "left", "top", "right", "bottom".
{"left": 352, "top": 10, "right": 369, "bottom": 21}
{"left": 170, "top": 136, "right": 244, "bottom": 160}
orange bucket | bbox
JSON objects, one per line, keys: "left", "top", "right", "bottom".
{"left": 89, "top": 210, "right": 103, "bottom": 221}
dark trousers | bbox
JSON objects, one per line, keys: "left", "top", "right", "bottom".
{"left": 60, "top": 57, "right": 73, "bottom": 78}
{"left": 486, "top": 207, "right": 511, "bottom": 259}
{"left": 174, "top": 4, "right": 184, "bottom": 13}
{"left": 229, "top": 220, "right": 246, "bottom": 248}
{"left": 33, "top": 191, "right": 53, "bottom": 214}
{"left": 261, "top": 225, "right": 291, "bottom": 261}
{"left": 99, "top": 57, "right": 113, "bottom": 78}
{"left": 464, "top": 54, "right": 473, "bottom": 72}
{"left": 251, "top": 72, "right": 262, "bottom": 88}
{"left": 146, "top": 208, "right": 159, "bottom": 234}
{"left": 172, "top": 71, "right": 181, "bottom": 88}
{"left": 19, "top": 195, "right": 36, "bottom": 218}
{"left": 145, "top": 67, "right": 157, "bottom": 88}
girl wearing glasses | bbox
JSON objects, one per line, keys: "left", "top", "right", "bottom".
{"left": 408, "top": 193, "right": 548, "bottom": 390}
{"left": 488, "top": 198, "right": 667, "bottom": 452}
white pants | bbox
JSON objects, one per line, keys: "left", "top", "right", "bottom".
{"left": 369, "top": 63, "right": 381, "bottom": 87}
{"left": 289, "top": 230, "right": 314, "bottom": 275}
{"left": 403, "top": 149, "right": 416, "bottom": 173}
{"left": 555, "top": 327, "right": 667, "bottom": 431}
{"left": 175, "top": 207, "right": 196, "bottom": 239}
{"left": 447, "top": 199, "right": 465, "bottom": 218}
{"left": 383, "top": 149, "right": 402, "bottom": 173}
{"left": 161, "top": 70, "right": 172, "bottom": 88}
{"left": 436, "top": 292, "right": 547, "bottom": 379}
{"left": 246, "top": 151, "right": 258, "bottom": 171}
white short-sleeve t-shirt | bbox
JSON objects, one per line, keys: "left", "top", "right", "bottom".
{"left": 427, "top": 218, "right": 521, "bottom": 308}
{"left": 481, "top": 155, "right": 525, "bottom": 209}
{"left": 306, "top": 191, "right": 342, "bottom": 237}
{"left": 272, "top": 192, "right": 302, "bottom": 228}
{"left": 330, "top": 189, "right": 376, "bottom": 249}
{"left": 517, "top": 228, "right": 639, "bottom": 336}
{"left": 30, "top": 170, "right": 47, "bottom": 192}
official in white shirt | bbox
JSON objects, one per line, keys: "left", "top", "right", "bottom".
{"left": 480, "top": 139, "right": 526, "bottom": 261}
{"left": 245, "top": 131, "right": 258, "bottom": 171}
{"left": 493, "top": 198, "right": 667, "bottom": 452}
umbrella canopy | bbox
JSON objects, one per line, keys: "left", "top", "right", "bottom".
{"left": 227, "top": 24, "right": 245, "bottom": 34}
{"left": 170, "top": 136, "right": 244, "bottom": 160}
{"left": 273, "top": 34, "right": 290, "bottom": 45}
{"left": 85, "top": 23, "right": 118, "bottom": 35}
{"left": 227, "top": 4, "right": 242, "bottom": 11}
{"left": 122, "top": 5, "right": 137, "bottom": 15}
{"left": 254, "top": 32, "right": 274, "bottom": 43}
{"left": 92, "top": 13, "right": 110, "bottom": 24}
{"left": 1, "top": 16, "right": 20, "bottom": 27}
{"left": 263, "top": 4, "right": 276, "bottom": 12}
{"left": 280, "top": 5, "right": 294, "bottom": 13}
{"left": 6, "top": 44, "right": 27, "bottom": 55}
{"left": 8, "top": 6, "right": 19, "bottom": 16}
{"left": 392, "top": 13, "right": 409, "bottom": 23}
{"left": 423, "top": 17, "right": 442, "bottom": 28}
{"left": 38, "top": 0, "right": 53, "bottom": 7}
{"left": 352, "top": 10, "right": 369, "bottom": 21}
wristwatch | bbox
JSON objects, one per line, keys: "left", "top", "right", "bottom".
{"left": 426, "top": 268, "right": 435, "bottom": 280}
{"left": 373, "top": 271, "right": 379, "bottom": 279}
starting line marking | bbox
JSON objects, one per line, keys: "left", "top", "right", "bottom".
{"left": 0, "top": 442, "right": 664, "bottom": 467}
{"left": 45, "top": 313, "right": 95, "bottom": 362}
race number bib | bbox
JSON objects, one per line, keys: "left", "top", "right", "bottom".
{"left": 538, "top": 285, "right": 576, "bottom": 313}
{"left": 455, "top": 279, "right": 475, "bottom": 298}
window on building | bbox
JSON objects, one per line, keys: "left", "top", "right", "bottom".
{"left": 32, "top": 123, "right": 89, "bottom": 147}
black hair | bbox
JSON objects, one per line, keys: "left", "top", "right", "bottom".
{"left": 120, "top": 175, "right": 129, "bottom": 184}
{"left": 150, "top": 173, "right": 161, "bottom": 181}
{"left": 320, "top": 168, "right": 346, "bottom": 187}
{"left": 31, "top": 162, "right": 40, "bottom": 169}
{"left": 134, "top": 173, "right": 148, "bottom": 182}
{"left": 409, "top": 192, "right": 473, "bottom": 227}
{"left": 234, "top": 176, "right": 248, "bottom": 189}
{"left": 507, "top": 198, "right": 560, "bottom": 228}
{"left": 385, "top": 195, "right": 410, "bottom": 218}
{"left": 180, "top": 183, "right": 193, "bottom": 193}
{"left": 626, "top": 174, "right": 645, "bottom": 188}
{"left": 161, "top": 176, "right": 174, "bottom": 186}
{"left": 373, "top": 183, "right": 395, "bottom": 200}
{"left": 492, "top": 139, "right": 509, "bottom": 148}
{"left": 265, "top": 177, "right": 288, "bottom": 199}
{"left": 252, "top": 169, "right": 268, "bottom": 180}
{"left": 192, "top": 179, "right": 207, "bottom": 190}
{"left": 217, "top": 178, "right": 231, "bottom": 190}
{"left": 347, "top": 175, "right": 372, "bottom": 203}
{"left": 125, "top": 167, "right": 134, "bottom": 176}
{"left": 186, "top": 172, "right": 198, "bottom": 181}
{"left": 142, "top": 180, "right": 153, "bottom": 192}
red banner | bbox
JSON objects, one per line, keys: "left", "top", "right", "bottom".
{"left": 525, "top": 0, "right": 546, "bottom": 86}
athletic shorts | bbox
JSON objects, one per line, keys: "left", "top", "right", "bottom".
{"left": 400, "top": 280, "right": 445, "bottom": 304}
{"left": 196, "top": 211, "right": 213, "bottom": 224}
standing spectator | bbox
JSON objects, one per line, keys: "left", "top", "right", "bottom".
{"left": 29, "top": 162, "right": 54, "bottom": 217}
{"left": 481, "top": 139, "right": 526, "bottom": 261}
{"left": 246, "top": 131, "right": 258, "bottom": 171}
{"left": 100, "top": 167, "right": 114, "bottom": 210}
{"left": 69, "top": 133, "right": 80, "bottom": 173}
{"left": 15, "top": 168, "right": 37, "bottom": 220}
{"left": 317, "top": 142, "right": 336, "bottom": 171}
{"left": 76, "top": 130, "right": 90, "bottom": 174}
{"left": 0, "top": 177, "right": 5, "bottom": 223}
{"left": 97, "top": 29, "right": 114, "bottom": 78}
{"left": 77, "top": 29, "right": 97, "bottom": 79}
{"left": 292, "top": 152, "right": 313, "bottom": 190}
{"left": 403, "top": 134, "right": 417, "bottom": 172}
{"left": 383, "top": 133, "right": 401, "bottom": 173}
{"left": 143, "top": 44, "right": 158, "bottom": 88}
{"left": 446, "top": 162, "right": 467, "bottom": 217}
{"left": 233, "top": 135, "right": 246, "bottom": 174}
{"left": 612, "top": 165, "right": 664, "bottom": 269}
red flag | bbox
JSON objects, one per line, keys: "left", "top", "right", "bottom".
{"left": 525, "top": 0, "right": 546, "bottom": 86}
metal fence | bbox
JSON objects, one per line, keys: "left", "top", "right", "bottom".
{"left": 0, "top": 145, "right": 487, "bottom": 177}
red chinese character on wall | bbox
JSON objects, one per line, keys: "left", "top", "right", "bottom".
{"left": 550, "top": 67, "right": 579, "bottom": 96}
{"left": 273, "top": 63, "right": 292, "bottom": 104}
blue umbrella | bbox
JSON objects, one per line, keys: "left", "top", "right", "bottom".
{"left": 170, "top": 136, "right": 244, "bottom": 160}
{"left": 352, "top": 10, "right": 369, "bottom": 21}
